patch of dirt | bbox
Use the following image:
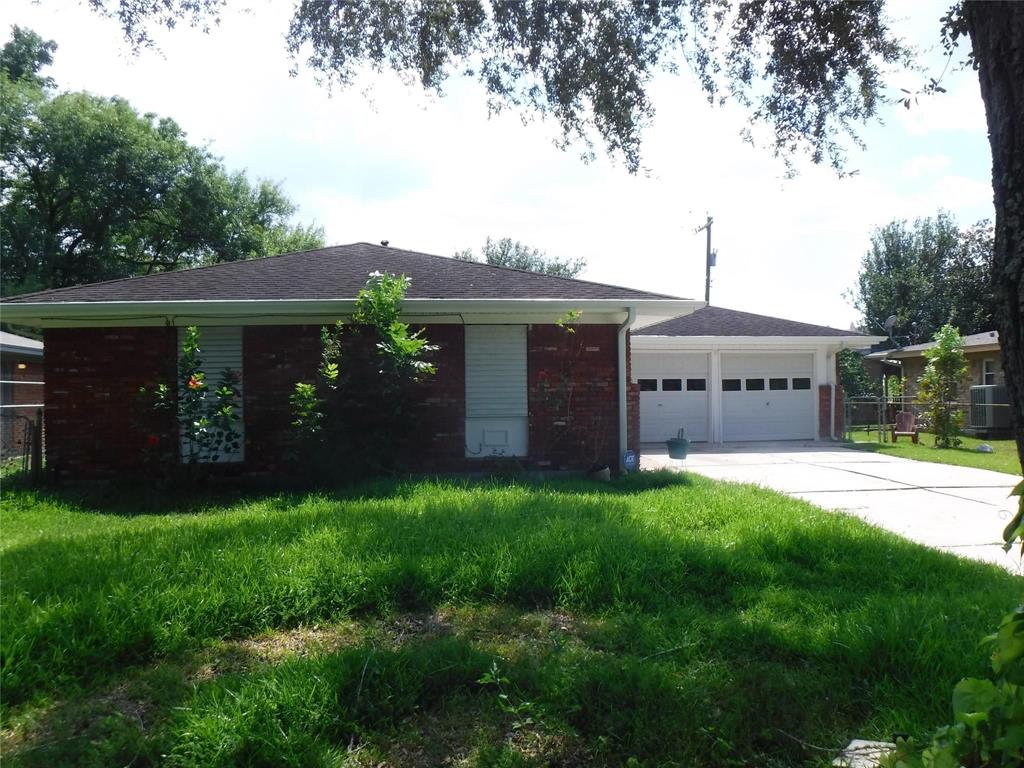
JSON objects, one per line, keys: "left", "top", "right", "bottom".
{"left": 191, "top": 620, "right": 362, "bottom": 682}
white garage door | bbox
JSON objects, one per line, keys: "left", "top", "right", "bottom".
{"left": 721, "top": 353, "right": 815, "bottom": 441}
{"left": 635, "top": 353, "right": 709, "bottom": 442}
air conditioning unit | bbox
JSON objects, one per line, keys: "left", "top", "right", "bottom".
{"left": 969, "top": 385, "right": 1012, "bottom": 434}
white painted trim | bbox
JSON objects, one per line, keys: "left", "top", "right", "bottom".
{"left": 0, "top": 298, "right": 703, "bottom": 329}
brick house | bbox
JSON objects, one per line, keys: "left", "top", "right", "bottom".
{"left": 0, "top": 243, "right": 697, "bottom": 481}
{"left": 0, "top": 331, "right": 44, "bottom": 461}
{"left": 885, "top": 330, "right": 1008, "bottom": 433}
{"left": 887, "top": 331, "right": 1005, "bottom": 397}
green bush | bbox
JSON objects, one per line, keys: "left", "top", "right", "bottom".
{"left": 917, "top": 324, "right": 968, "bottom": 448}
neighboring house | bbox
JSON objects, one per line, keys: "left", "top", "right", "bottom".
{"left": 885, "top": 330, "right": 1008, "bottom": 434}
{"left": 631, "top": 307, "right": 882, "bottom": 443}
{"left": 886, "top": 330, "right": 1004, "bottom": 397}
{"left": 0, "top": 243, "right": 699, "bottom": 481}
{"left": 0, "top": 331, "right": 44, "bottom": 461}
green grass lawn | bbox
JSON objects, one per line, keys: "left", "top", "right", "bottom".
{"left": 847, "top": 429, "right": 1022, "bottom": 477}
{"left": 1, "top": 474, "right": 1021, "bottom": 767}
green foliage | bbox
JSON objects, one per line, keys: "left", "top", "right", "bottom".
{"left": 455, "top": 237, "right": 586, "bottom": 278}
{"left": 838, "top": 349, "right": 876, "bottom": 397}
{"left": 0, "top": 28, "right": 324, "bottom": 295}
{"left": 0, "top": 25, "right": 56, "bottom": 87}
{"left": 883, "top": 606, "right": 1024, "bottom": 768}
{"left": 886, "top": 375, "right": 904, "bottom": 401}
{"left": 849, "top": 212, "right": 994, "bottom": 342}
{"left": 290, "top": 273, "right": 437, "bottom": 476}
{"left": 917, "top": 324, "right": 968, "bottom": 448}
{"left": 2, "top": 475, "right": 1021, "bottom": 765}
{"left": 149, "top": 326, "right": 242, "bottom": 465}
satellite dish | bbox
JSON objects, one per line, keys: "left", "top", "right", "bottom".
{"left": 883, "top": 315, "right": 898, "bottom": 332}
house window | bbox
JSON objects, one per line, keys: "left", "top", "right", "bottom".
{"left": 792, "top": 377, "right": 811, "bottom": 390}
{"left": 466, "top": 325, "right": 528, "bottom": 458}
{"left": 722, "top": 379, "right": 741, "bottom": 392}
{"left": 638, "top": 378, "right": 658, "bottom": 391}
{"left": 661, "top": 379, "right": 683, "bottom": 391}
{"left": 686, "top": 378, "right": 707, "bottom": 392}
{"left": 745, "top": 378, "right": 765, "bottom": 391}
{"left": 983, "top": 359, "right": 997, "bottom": 386}
{"left": 769, "top": 378, "right": 788, "bottom": 391}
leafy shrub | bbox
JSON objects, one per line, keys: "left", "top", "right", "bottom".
{"left": 290, "top": 272, "right": 437, "bottom": 476}
{"left": 883, "top": 606, "right": 1024, "bottom": 768}
{"left": 143, "top": 325, "right": 242, "bottom": 467}
{"left": 917, "top": 324, "right": 967, "bottom": 448}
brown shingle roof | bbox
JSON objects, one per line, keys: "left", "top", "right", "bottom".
{"left": 634, "top": 305, "right": 864, "bottom": 337}
{"left": 4, "top": 243, "right": 680, "bottom": 304}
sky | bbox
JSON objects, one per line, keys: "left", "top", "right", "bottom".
{"left": 1, "top": 0, "right": 995, "bottom": 330}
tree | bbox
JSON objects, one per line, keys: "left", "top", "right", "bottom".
{"left": 0, "top": 25, "right": 56, "bottom": 87}
{"left": 454, "top": 237, "right": 585, "bottom": 278}
{"left": 917, "top": 324, "right": 968, "bottom": 448}
{"left": 73, "top": 0, "right": 1024, "bottom": 470}
{"left": 837, "top": 349, "right": 875, "bottom": 398}
{"left": 849, "top": 212, "right": 994, "bottom": 344}
{"left": 0, "top": 28, "right": 324, "bottom": 295}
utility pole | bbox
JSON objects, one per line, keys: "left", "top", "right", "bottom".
{"left": 695, "top": 215, "right": 715, "bottom": 303}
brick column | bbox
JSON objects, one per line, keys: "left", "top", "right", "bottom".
{"left": 818, "top": 384, "right": 833, "bottom": 439}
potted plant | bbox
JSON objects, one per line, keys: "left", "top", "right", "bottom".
{"left": 666, "top": 428, "right": 689, "bottom": 460}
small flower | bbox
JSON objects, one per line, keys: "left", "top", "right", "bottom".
{"left": 147, "top": 434, "right": 160, "bottom": 447}
{"left": 187, "top": 374, "right": 203, "bottom": 390}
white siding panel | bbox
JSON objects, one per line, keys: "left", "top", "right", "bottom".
{"left": 178, "top": 326, "right": 245, "bottom": 462}
{"left": 465, "top": 326, "right": 528, "bottom": 456}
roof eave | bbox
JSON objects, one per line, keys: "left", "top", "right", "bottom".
{"left": 0, "top": 297, "right": 703, "bottom": 328}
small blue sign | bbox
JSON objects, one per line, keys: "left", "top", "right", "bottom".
{"left": 622, "top": 450, "right": 638, "bottom": 472}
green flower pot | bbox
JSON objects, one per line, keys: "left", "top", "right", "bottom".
{"left": 666, "top": 436, "right": 689, "bottom": 460}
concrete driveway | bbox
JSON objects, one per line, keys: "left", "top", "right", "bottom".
{"left": 642, "top": 441, "right": 1024, "bottom": 573}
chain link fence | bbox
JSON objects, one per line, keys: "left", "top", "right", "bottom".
{"left": 844, "top": 395, "right": 1013, "bottom": 442}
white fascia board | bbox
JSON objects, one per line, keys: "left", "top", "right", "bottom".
{"left": 0, "top": 298, "right": 702, "bottom": 328}
{"left": 632, "top": 334, "right": 885, "bottom": 351}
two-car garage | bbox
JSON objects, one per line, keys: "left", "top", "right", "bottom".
{"left": 631, "top": 306, "right": 879, "bottom": 445}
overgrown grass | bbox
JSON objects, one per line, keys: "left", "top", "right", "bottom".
{"left": 847, "top": 429, "right": 1022, "bottom": 476}
{"left": 1, "top": 473, "right": 1021, "bottom": 766}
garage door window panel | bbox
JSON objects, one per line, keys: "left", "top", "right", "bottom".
{"left": 662, "top": 379, "right": 682, "bottom": 391}
{"left": 686, "top": 378, "right": 706, "bottom": 391}
{"left": 722, "top": 379, "right": 741, "bottom": 392}
{"left": 638, "top": 379, "right": 658, "bottom": 391}
{"left": 792, "top": 378, "right": 811, "bottom": 390}
{"left": 745, "top": 378, "right": 765, "bottom": 391}
{"left": 769, "top": 378, "right": 788, "bottom": 391}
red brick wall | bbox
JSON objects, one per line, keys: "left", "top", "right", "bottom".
{"left": 626, "top": 333, "right": 639, "bottom": 457}
{"left": 241, "top": 324, "right": 467, "bottom": 474}
{"left": 834, "top": 383, "right": 845, "bottom": 438}
{"left": 42, "top": 322, "right": 627, "bottom": 480}
{"left": 44, "top": 327, "right": 177, "bottom": 479}
{"left": 528, "top": 324, "right": 620, "bottom": 470}
{"left": 242, "top": 325, "right": 322, "bottom": 472}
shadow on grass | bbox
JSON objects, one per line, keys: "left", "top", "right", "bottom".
{"left": 2, "top": 476, "right": 1020, "bottom": 766}
{"left": 5, "top": 469, "right": 693, "bottom": 518}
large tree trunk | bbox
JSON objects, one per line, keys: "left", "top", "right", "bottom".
{"left": 965, "top": 2, "right": 1024, "bottom": 474}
